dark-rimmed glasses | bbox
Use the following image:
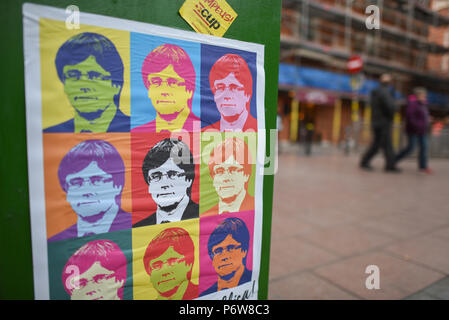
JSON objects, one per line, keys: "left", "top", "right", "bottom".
{"left": 149, "top": 77, "right": 186, "bottom": 88}
{"left": 150, "top": 257, "right": 186, "bottom": 271}
{"left": 214, "top": 83, "right": 245, "bottom": 94}
{"left": 64, "top": 70, "right": 112, "bottom": 81}
{"left": 213, "top": 166, "right": 244, "bottom": 177}
{"left": 212, "top": 244, "right": 242, "bottom": 257}
{"left": 147, "top": 170, "right": 186, "bottom": 183}
{"left": 67, "top": 176, "right": 114, "bottom": 189}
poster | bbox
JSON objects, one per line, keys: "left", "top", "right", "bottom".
{"left": 23, "top": 3, "right": 265, "bottom": 300}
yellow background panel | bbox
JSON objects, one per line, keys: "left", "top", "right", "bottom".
{"left": 40, "top": 18, "right": 130, "bottom": 129}
{"left": 132, "top": 219, "right": 200, "bottom": 300}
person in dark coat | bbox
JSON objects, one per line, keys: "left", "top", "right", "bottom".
{"left": 394, "top": 87, "right": 432, "bottom": 173}
{"left": 360, "top": 73, "right": 400, "bottom": 172}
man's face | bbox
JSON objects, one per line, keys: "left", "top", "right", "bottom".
{"left": 148, "top": 246, "right": 191, "bottom": 296}
{"left": 147, "top": 64, "right": 193, "bottom": 117}
{"left": 70, "top": 261, "right": 124, "bottom": 300}
{"left": 65, "top": 161, "right": 122, "bottom": 220}
{"left": 213, "top": 72, "right": 250, "bottom": 119}
{"left": 63, "top": 55, "right": 121, "bottom": 117}
{"left": 148, "top": 158, "right": 192, "bottom": 208}
{"left": 212, "top": 155, "right": 249, "bottom": 201}
{"left": 211, "top": 234, "right": 247, "bottom": 279}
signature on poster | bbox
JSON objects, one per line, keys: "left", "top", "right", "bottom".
{"left": 221, "top": 280, "right": 256, "bottom": 300}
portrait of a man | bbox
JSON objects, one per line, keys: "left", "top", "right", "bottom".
{"left": 202, "top": 137, "right": 254, "bottom": 216}
{"left": 48, "top": 140, "right": 131, "bottom": 242}
{"left": 200, "top": 217, "right": 252, "bottom": 296}
{"left": 62, "top": 239, "right": 127, "bottom": 300}
{"left": 143, "top": 227, "right": 198, "bottom": 300}
{"left": 44, "top": 32, "right": 129, "bottom": 133}
{"left": 132, "top": 43, "right": 200, "bottom": 133}
{"left": 203, "top": 54, "right": 256, "bottom": 132}
{"left": 133, "top": 138, "right": 199, "bottom": 227}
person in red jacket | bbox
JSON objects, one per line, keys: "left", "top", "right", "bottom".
{"left": 395, "top": 87, "right": 432, "bottom": 174}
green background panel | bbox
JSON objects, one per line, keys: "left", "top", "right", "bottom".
{"left": 47, "top": 229, "right": 133, "bottom": 300}
{"left": 0, "top": 0, "right": 281, "bottom": 299}
{"left": 199, "top": 132, "right": 257, "bottom": 214}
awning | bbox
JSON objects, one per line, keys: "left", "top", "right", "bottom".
{"left": 278, "top": 63, "right": 449, "bottom": 108}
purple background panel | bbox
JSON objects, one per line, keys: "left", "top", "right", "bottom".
{"left": 200, "top": 44, "right": 257, "bottom": 128}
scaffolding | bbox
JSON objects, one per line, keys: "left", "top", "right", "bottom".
{"left": 281, "top": 0, "right": 449, "bottom": 92}
{"left": 278, "top": 0, "right": 449, "bottom": 151}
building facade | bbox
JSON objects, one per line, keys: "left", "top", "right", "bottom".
{"left": 278, "top": 0, "right": 449, "bottom": 149}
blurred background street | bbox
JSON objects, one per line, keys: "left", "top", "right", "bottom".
{"left": 269, "top": 150, "right": 449, "bottom": 299}
{"left": 268, "top": 0, "right": 449, "bottom": 299}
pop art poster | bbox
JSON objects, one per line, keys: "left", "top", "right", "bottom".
{"left": 23, "top": 3, "right": 265, "bottom": 300}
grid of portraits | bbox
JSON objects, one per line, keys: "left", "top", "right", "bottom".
{"left": 41, "top": 18, "right": 259, "bottom": 300}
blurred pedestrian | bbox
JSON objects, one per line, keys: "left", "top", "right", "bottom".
{"left": 277, "top": 112, "right": 283, "bottom": 154}
{"left": 305, "top": 122, "right": 314, "bottom": 156}
{"left": 394, "top": 87, "right": 432, "bottom": 174}
{"left": 360, "top": 73, "right": 400, "bottom": 172}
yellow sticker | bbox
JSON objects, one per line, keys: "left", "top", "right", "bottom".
{"left": 179, "top": 0, "right": 237, "bottom": 37}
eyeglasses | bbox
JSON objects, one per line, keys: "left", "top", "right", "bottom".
{"left": 77, "top": 273, "right": 116, "bottom": 289}
{"left": 213, "top": 166, "right": 245, "bottom": 177}
{"left": 147, "top": 170, "right": 186, "bottom": 183}
{"left": 64, "top": 70, "right": 112, "bottom": 81}
{"left": 150, "top": 257, "right": 186, "bottom": 271}
{"left": 67, "top": 176, "right": 114, "bottom": 189}
{"left": 212, "top": 244, "right": 242, "bottom": 257}
{"left": 149, "top": 77, "right": 186, "bottom": 88}
{"left": 214, "top": 83, "right": 245, "bottom": 94}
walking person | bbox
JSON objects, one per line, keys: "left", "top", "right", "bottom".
{"left": 394, "top": 87, "right": 432, "bottom": 174}
{"left": 277, "top": 112, "right": 283, "bottom": 154}
{"left": 360, "top": 73, "right": 400, "bottom": 172}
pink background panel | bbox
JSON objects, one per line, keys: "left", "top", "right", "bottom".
{"left": 198, "top": 210, "right": 255, "bottom": 295}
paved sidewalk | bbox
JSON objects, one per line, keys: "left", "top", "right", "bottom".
{"left": 268, "top": 151, "right": 449, "bottom": 300}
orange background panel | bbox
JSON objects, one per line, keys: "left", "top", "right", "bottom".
{"left": 43, "top": 133, "right": 131, "bottom": 239}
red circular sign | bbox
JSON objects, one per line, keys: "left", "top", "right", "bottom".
{"left": 347, "top": 55, "right": 363, "bottom": 74}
